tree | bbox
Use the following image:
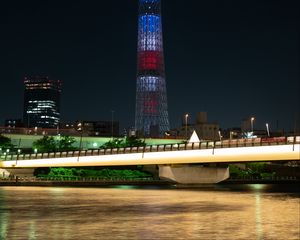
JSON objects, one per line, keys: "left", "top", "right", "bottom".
{"left": 100, "top": 136, "right": 146, "bottom": 149}
{"left": 33, "top": 136, "right": 57, "bottom": 152}
{"left": 0, "top": 134, "right": 14, "bottom": 149}
{"left": 100, "top": 138, "right": 124, "bottom": 149}
{"left": 57, "top": 136, "right": 77, "bottom": 151}
{"left": 32, "top": 135, "right": 78, "bottom": 153}
{"left": 123, "top": 136, "right": 146, "bottom": 147}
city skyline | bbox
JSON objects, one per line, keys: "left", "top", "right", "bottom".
{"left": 0, "top": 0, "right": 299, "bottom": 132}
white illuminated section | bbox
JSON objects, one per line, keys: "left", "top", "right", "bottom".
{"left": 138, "top": 76, "right": 159, "bottom": 91}
{"left": 1, "top": 144, "right": 299, "bottom": 169}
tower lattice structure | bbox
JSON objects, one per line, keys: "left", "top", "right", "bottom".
{"left": 135, "top": 0, "right": 169, "bottom": 136}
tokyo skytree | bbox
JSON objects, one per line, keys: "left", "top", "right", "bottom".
{"left": 135, "top": 0, "right": 169, "bottom": 136}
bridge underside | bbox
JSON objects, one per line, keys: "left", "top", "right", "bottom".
{"left": 159, "top": 165, "right": 230, "bottom": 184}
{"left": 1, "top": 165, "right": 230, "bottom": 184}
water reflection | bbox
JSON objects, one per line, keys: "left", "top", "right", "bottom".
{"left": 255, "top": 193, "right": 263, "bottom": 240}
{"left": 0, "top": 185, "right": 299, "bottom": 239}
{"left": 0, "top": 211, "right": 8, "bottom": 239}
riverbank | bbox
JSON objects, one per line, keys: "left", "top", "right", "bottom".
{"left": 0, "top": 178, "right": 299, "bottom": 187}
{"left": 0, "top": 179, "right": 173, "bottom": 187}
{"left": 222, "top": 178, "right": 300, "bottom": 184}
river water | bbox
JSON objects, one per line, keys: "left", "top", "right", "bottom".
{"left": 0, "top": 184, "right": 299, "bottom": 240}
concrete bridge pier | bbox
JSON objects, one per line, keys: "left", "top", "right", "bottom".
{"left": 159, "top": 164, "right": 230, "bottom": 184}
{"left": 0, "top": 169, "right": 11, "bottom": 179}
{"left": 3, "top": 168, "right": 36, "bottom": 179}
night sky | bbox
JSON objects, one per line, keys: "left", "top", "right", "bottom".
{"left": 0, "top": 0, "right": 299, "bottom": 132}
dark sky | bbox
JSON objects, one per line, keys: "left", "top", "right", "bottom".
{"left": 0, "top": 0, "right": 299, "bottom": 132}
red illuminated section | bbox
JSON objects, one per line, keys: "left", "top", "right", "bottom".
{"left": 138, "top": 51, "right": 163, "bottom": 72}
{"left": 144, "top": 95, "right": 158, "bottom": 114}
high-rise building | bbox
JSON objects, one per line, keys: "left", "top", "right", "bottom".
{"left": 23, "top": 76, "right": 61, "bottom": 128}
{"left": 135, "top": 0, "right": 169, "bottom": 137}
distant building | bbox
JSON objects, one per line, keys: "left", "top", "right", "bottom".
{"left": 4, "top": 119, "right": 23, "bottom": 128}
{"left": 60, "top": 122, "right": 75, "bottom": 129}
{"left": 193, "top": 112, "right": 219, "bottom": 140}
{"left": 23, "top": 76, "right": 61, "bottom": 129}
{"left": 177, "top": 112, "right": 220, "bottom": 141}
{"left": 75, "top": 120, "right": 119, "bottom": 137}
{"left": 221, "top": 128, "right": 242, "bottom": 139}
{"left": 241, "top": 118, "right": 252, "bottom": 132}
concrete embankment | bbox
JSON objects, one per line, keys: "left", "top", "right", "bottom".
{"left": 0, "top": 180, "right": 174, "bottom": 187}
{"left": 1, "top": 179, "right": 299, "bottom": 187}
{"left": 222, "top": 179, "right": 300, "bottom": 184}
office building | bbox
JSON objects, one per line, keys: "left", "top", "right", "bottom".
{"left": 23, "top": 76, "right": 61, "bottom": 128}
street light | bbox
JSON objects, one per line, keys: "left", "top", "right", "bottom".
{"left": 266, "top": 123, "right": 270, "bottom": 137}
{"left": 251, "top": 117, "right": 255, "bottom": 133}
{"left": 218, "top": 130, "right": 222, "bottom": 141}
{"left": 230, "top": 131, "right": 234, "bottom": 140}
{"left": 185, "top": 114, "right": 189, "bottom": 139}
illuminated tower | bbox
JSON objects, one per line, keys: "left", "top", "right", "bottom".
{"left": 135, "top": 0, "right": 169, "bottom": 136}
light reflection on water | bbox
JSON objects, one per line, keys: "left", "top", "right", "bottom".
{"left": 0, "top": 184, "right": 299, "bottom": 240}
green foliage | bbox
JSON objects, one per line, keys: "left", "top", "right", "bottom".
{"left": 57, "top": 136, "right": 77, "bottom": 151}
{"left": 0, "top": 135, "right": 14, "bottom": 149}
{"left": 32, "top": 135, "right": 77, "bottom": 153}
{"left": 124, "top": 136, "right": 146, "bottom": 147}
{"left": 100, "top": 136, "right": 146, "bottom": 149}
{"left": 37, "top": 167, "right": 152, "bottom": 180}
{"left": 229, "top": 165, "right": 249, "bottom": 178}
{"left": 33, "top": 136, "right": 57, "bottom": 152}
{"left": 101, "top": 138, "right": 124, "bottom": 149}
{"left": 260, "top": 172, "right": 276, "bottom": 178}
{"left": 246, "top": 163, "right": 266, "bottom": 173}
{"left": 229, "top": 163, "right": 276, "bottom": 178}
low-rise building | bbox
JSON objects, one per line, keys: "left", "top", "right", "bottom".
{"left": 177, "top": 112, "right": 220, "bottom": 141}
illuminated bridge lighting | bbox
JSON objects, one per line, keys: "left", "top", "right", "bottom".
{"left": 1, "top": 137, "right": 299, "bottom": 169}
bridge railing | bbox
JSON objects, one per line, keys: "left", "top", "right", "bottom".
{"left": 0, "top": 136, "right": 299, "bottom": 161}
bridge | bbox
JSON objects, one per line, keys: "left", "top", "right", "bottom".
{"left": 1, "top": 136, "right": 299, "bottom": 184}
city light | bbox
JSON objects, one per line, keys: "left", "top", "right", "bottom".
{"left": 185, "top": 114, "right": 189, "bottom": 139}
{"left": 251, "top": 117, "right": 255, "bottom": 133}
{"left": 266, "top": 123, "right": 270, "bottom": 137}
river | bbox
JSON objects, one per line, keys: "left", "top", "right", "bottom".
{"left": 0, "top": 184, "right": 299, "bottom": 240}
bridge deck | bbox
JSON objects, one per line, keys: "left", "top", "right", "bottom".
{"left": 0, "top": 137, "right": 299, "bottom": 168}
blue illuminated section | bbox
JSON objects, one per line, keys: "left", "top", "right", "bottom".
{"left": 140, "top": 15, "right": 161, "bottom": 33}
{"left": 138, "top": 14, "right": 162, "bottom": 51}
{"left": 140, "top": 0, "right": 159, "bottom": 3}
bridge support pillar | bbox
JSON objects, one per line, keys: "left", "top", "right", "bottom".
{"left": 4, "top": 168, "right": 36, "bottom": 179}
{"left": 0, "top": 169, "right": 11, "bottom": 179}
{"left": 159, "top": 165, "right": 229, "bottom": 184}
